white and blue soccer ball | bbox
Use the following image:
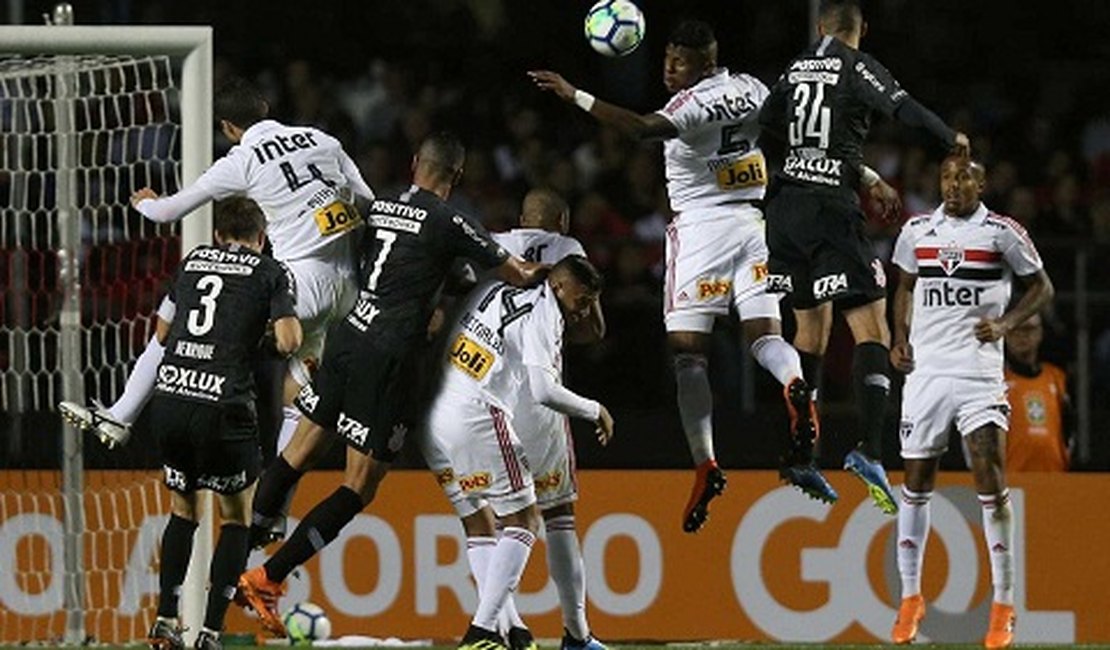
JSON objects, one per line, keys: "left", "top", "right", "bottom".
{"left": 584, "top": 0, "right": 646, "bottom": 57}
{"left": 282, "top": 601, "right": 331, "bottom": 645}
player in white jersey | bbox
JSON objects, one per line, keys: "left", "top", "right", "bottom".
{"left": 423, "top": 189, "right": 607, "bottom": 650}
{"left": 427, "top": 256, "right": 613, "bottom": 650}
{"left": 60, "top": 78, "right": 373, "bottom": 543}
{"left": 531, "top": 20, "right": 836, "bottom": 532}
{"left": 888, "top": 157, "right": 1053, "bottom": 649}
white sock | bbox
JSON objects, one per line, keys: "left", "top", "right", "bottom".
{"left": 545, "top": 515, "right": 589, "bottom": 640}
{"left": 108, "top": 335, "right": 163, "bottom": 424}
{"left": 749, "top": 334, "right": 803, "bottom": 386}
{"left": 277, "top": 405, "right": 301, "bottom": 454}
{"left": 897, "top": 487, "right": 932, "bottom": 598}
{"left": 472, "top": 527, "right": 535, "bottom": 632}
{"left": 980, "top": 490, "right": 1015, "bottom": 605}
{"left": 673, "top": 353, "right": 714, "bottom": 465}
{"left": 466, "top": 536, "right": 497, "bottom": 597}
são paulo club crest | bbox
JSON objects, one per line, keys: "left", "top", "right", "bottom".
{"left": 938, "top": 242, "right": 964, "bottom": 275}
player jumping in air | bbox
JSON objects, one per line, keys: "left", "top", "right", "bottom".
{"left": 531, "top": 19, "right": 837, "bottom": 534}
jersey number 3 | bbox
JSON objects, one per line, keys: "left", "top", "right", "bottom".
{"left": 187, "top": 274, "right": 224, "bottom": 336}
{"left": 788, "top": 82, "right": 831, "bottom": 149}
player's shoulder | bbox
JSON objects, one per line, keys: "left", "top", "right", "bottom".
{"left": 982, "top": 210, "right": 1033, "bottom": 237}
{"left": 725, "top": 70, "right": 769, "bottom": 94}
{"left": 900, "top": 211, "right": 939, "bottom": 234}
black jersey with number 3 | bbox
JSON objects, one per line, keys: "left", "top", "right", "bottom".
{"left": 157, "top": 244, "right": 296, "bottom": 405}
{"left": 761, "top": 35, "right": 916, "bottom": 194}
{"left": 342, "top": 184, "right": 510, "bottom": 349}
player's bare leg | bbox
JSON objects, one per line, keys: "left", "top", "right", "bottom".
{"left": 742, "top": 315, "right": 836, "bottom": 503}
{"left": 892, "top": 457, "right": 939, "bottom": 644}
{"left": 841, "top": 299, "right": 897, "bottom": 514}
{"left": 668, "top": 330, "right": 726, "bottom": 533}
{"left": 966, "top": 424, "right": 1016, "bottom": 649}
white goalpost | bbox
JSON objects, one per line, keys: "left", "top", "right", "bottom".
{"left": 0, "top": 24, "right": 212, "bottom": 645}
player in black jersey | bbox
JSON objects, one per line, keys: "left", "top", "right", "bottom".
{"left": 236, "top": 132, "right": 546, "bottom": 637}
{"left": 146, "top": 198, "right": 301, "bottom": 650}
{"left": 758, "top": 0, "right": 970, "bottom": 516}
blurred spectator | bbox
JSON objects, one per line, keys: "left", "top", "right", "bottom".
{"left": 1004, "top": 312, "right": 1072, "bottom": 471}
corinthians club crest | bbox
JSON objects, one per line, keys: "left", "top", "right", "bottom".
{"left": 938, "top": 242, "right": 964, "bottom": 275}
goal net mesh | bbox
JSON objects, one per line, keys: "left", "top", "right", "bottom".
{"left": 0, "top": 53, "right": 184, "bottom": 644}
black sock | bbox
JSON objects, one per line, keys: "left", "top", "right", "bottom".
{"left": 157, "top": 514, "right": 198, "bottom": 619}
{"left": 264, "top": 486, "right": 363, "bottom": 583}
{"left": 204, "top": 523, "right": 250, "bottom": 632}
{"left": 253, "top": 455, "right": 304, "bottom": 521}
{"left": 799, "top": 351, "right": 824, "bottom": 398}
{"left": 853, "top": 342, "right": 891, "bottom": 459}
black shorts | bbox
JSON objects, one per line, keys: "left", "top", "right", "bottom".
{"left": 764, "top": 181, "right": 887, "bottom": 309}
{"left": 151, "top": 396, "right": 261, "bottom": 495}
{"left": 294, "top": 329, "right": 411, "bottom": 462}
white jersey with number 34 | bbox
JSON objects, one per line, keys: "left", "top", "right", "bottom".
{"left": 194, "top": 119, "right": 372, "bottom": 262}
{"left": 655, "top": 68, "right": 770, "bottom": 213}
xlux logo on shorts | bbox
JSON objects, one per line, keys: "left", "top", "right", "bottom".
{"left": 164, "top": 466, "right": 187, "bottom": 490}
{"left": 296, "top": 383, "right": 320, "bottom": 413}
{"left": 697, "top": 278, "right": 732, "bottom": 300}
{"left": 922, "top": 283, "right": 985, "bottom": 307}
{"left": 812, "top": 273, "right": 848, "bottom": 300}
{"left": 197, "top": 471, "right": 248, "bottom": 493}
{"left": 450, "top": 333, "right": 494, "bottom": 380}
{"left": 337, "top": 412, "right": 369, "bottom": 447}
{"left": 157, "top": 364, "right": 225, "bottom": 400}
{"left": 458, "top": 472, "right": 492, "bottom": 492}
{"left": 766, "top": 273, "right": 793, "bottom": 293}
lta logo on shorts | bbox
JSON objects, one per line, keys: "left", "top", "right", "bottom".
{"left": 812, "top": 273, "right": 848, "bottom": 300}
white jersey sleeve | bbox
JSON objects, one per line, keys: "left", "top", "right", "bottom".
{"left": 193, "top": 152, "right": 251, "bottom": 199}
{"left": 493, "top": 229, "right": 587, "bottom": 264}
{"left": 892, "top": 216, "right": 929, "bottom": 273}
{"left": 997, "top": 217, "right": 1043, "bottom": 276}
{"left": 521, "top": 287, "right": 563, "bottom": 373}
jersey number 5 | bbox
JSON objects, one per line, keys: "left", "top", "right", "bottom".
{"left": 788, "top": 82, "right": 831, "bottom": 149}
{"left": 187, "top": 274, "right": 224, "bottom": 336}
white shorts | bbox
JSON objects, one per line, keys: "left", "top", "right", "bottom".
{"left": 515, "top": 402, "right": 577, "bottom": 510}
{"left": 284, "top": 257, "right": 358, "bottom": 363}
{"left": 899, "top": 374, "right": 1010, "bottom": 460}
{"left": 663, "top": 205, "right": 782, "bottom": 333}
{"left": 426, "top": 391, "right": 535, "bottom": 518}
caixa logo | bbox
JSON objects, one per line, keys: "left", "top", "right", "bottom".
{"left": 730, "top": 486, "right": 1074, "bottom": 643}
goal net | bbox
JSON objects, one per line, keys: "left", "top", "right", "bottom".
{"left": 0, "top": 27, "right": 212, "bottom": 645}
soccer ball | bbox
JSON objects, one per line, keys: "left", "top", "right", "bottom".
{"left": 282, "top": 602, "right": 331, "bottom": 644}
{"left": 584, "top": 0, "right": 646, "bottom": 57}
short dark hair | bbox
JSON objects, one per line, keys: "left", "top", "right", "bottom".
{"left": 214, "top": 77, "right": 268, "bottom": 129}
{"left": 668, "top": 19, "right": 716, "bottom": 51}
{"left": 818, "top": 0, "right": 863, "bottom": 34}
{"left": 553, "top": 255, "right": 603, "bottom": 295}
{"left": 214, "top": 197, "right": 265, "bottom": 241}
{"left": 416, "top": 131, "right": 466, "bottom": 181}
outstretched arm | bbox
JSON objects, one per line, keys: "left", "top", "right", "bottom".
{"left": 529, "top": 70, "right": 677, "bottom": 140}
{"left": 527, "top": 365, "right": 614, "bottom": 446}
{"left": 131, "top": 183, "right": 215, "bottom": 223}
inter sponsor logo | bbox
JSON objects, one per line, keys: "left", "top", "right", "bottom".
{"left": 449, "top": 333, "right": 494, "bottom": 381}
{"left": 251, "top": 130, "right": 319, "bottom": 164}
{"left": 337, "top": 412, "right": 370, "bottom": 447}
{"left": 174, "top": 340, "right": 215, "bottom": 360}
{"left": 812, "top": 273, "right": 848, "bottom": 300}
{"left": 921, "top": 282, "right": 986, "bottom": 307}
{"left": 696, "top": 278, "right": 732, "bottom": 300}
{"left": 457, "top": 472, "right": 492, "bottom": 492}
{"left": 156, "top": 364, "right": 226, "bottom": 401}
{"left": 701, "top": 92, "right": 759, "bottom": 123}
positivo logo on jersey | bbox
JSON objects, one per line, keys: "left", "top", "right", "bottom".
{"left": 450, "top": 333, "right": 494, "bottom": 381}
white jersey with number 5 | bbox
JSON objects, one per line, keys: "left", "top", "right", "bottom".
{"left": 439, "top": 281, "right": 563, "bottom": 415}
{"left": 493, "top": 229, "right": 586, "bottom": 264}
{"left": 892, "top": 203, "right": 1043, "bottom": 378}
{"left": 655, "top": 68, "right": 770, "bottom": 213}
{"left": 191, "top": 119, "right": 373, "bottom": 263}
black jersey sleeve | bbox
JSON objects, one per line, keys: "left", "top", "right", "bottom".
{"left": 267, "top": 260, "right": 297, "bottom": 320}
{"left": 894, "top": 97, "right": 957, "bottom": 148}
{"left": 445, "top": 212, "right": 511, "bottom": 270}
{"left": 852, "top": 52, "right": 909, "bottom": 118}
